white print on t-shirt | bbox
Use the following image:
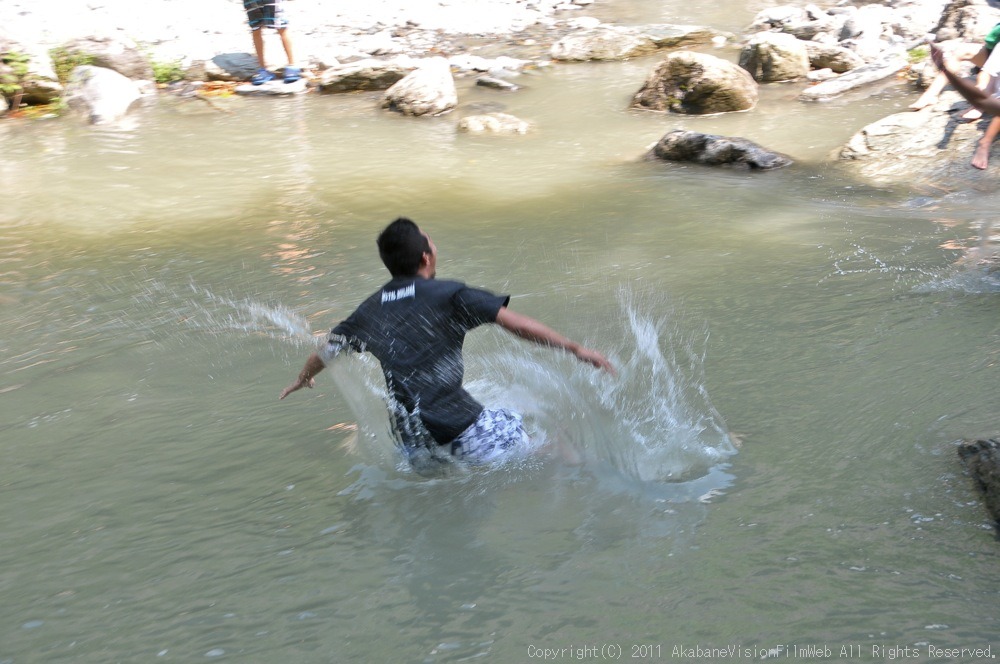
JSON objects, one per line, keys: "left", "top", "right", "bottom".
{"left": 381, "top": 283, "right": 416, "bottom": 304}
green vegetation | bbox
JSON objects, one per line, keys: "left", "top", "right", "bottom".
{"left": 49, "top": 46, "right": 94, "bottom": 85}
{"left": 908, "top": 45, "right": 929, "bottom": 65}
{"left": 151, "top": 59, "right": 185, "bottom": 84}
{"left": 0, "top": 51, "right": 30, "bottom": 113}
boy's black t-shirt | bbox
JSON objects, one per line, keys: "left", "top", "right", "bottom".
{"left": 331, "top": 277, "right": 509, "bottom": 444}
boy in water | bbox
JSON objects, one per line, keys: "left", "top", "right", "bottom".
{"left": 243, "top": 0, "right": 300, "bottom": 84}
{"left": 280, "top": 218, "right": 615, "bottom": 467}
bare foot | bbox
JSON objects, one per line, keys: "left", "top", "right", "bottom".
{"left": 971, "top": 141, "right": 991, "bottom": 170}
{"left": 909, "top": 96, "right": 934, "bottom": 111}
{"left": 961, "top": 107, "right": 984, "bottom": 121}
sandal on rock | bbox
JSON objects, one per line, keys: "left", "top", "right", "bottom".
{"left": 251, "top": 68, "right": 275, "bottom": 85}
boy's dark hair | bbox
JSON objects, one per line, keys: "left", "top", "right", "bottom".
{"left": 377, "top": 217, "right": 431, "bottom": 278}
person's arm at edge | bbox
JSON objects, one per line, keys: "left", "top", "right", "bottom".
{"left": 930, "top": 42, "right": 1000, "bottom": 115}
{"left": 494, "top": 306, "right": 617, "bottom": 376}
{"left": 279, "top": 351, "right": 326, "bottom": 400}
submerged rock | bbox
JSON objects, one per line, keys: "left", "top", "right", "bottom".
{"left": 457, "top": 112, "right": 531, "bottom": 134}
{"left": 646, "top": 129, "right": 793, "bottom": 169}
{"left": 476, "top": 76, "right": 520, "bottom": 91}
{"left": 957, "top": 438, "right": 1000, "bottom": 526}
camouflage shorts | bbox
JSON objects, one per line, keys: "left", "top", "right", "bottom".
{"left": 450, "top": 408, "right": 530, "bottom": 465}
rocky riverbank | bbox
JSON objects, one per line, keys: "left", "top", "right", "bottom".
{"left": 4, "top": 0, "right": 1000, "bottom": 240}
{"left": 6, "top": 0, "right": 1000, "bottom": 187}
{"left": 5, "top": 0, "right": 1000, "bottom": 187}
{"left": 0, "top": 1, "right": 974, "bottom": 118}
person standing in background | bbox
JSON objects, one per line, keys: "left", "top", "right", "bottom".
{"left": 243, "top": 0, "right": 300, "bottom": 85}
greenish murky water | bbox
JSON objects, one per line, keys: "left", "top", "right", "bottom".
{"left": 2, "top": 39, "right": 999, "bottom": 663}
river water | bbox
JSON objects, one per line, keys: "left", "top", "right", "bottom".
{"left": 3, "top": 12, "right": 1000, "bottom": 663}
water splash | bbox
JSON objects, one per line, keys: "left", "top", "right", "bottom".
{"left": 330, "top": 291, "right": 736, "bottom": 501}
{"left": 824, "top": 242, "right": 939, "bottom": 282}
{"left": 118, "top": 278, "right": 734, "bottom": 500}
{"left": 914, "top": 266, "right": 1000, "bottom": 294}
{"left": 823, "top": 222, "right": 1000, "bottom": 294}
{"left": 129, "top": 280, "right": 314, "bottom": 344}
{"left": 591, "top": 296, "right": 735, "bottom": 483}
{"left": 912, "top": 226, "right": 1000, "bottom": 294}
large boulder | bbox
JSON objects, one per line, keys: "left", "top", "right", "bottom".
{"left": 57, "top": 37, "right": 153, "bottom": 80}
{"left": 804, "top": 42, "right": 866, "bottom": 73}
{"left": 932, "top": 0, "right": 1000, "bottom": 42}
{"left": 739, "top": 32, "right": 811, "bottom": 82}
{"left": 630, "top": 51, "right": 758, "bottom": 114}
{"left": 836, "top": 92, "right": 1000, "bottom": 189}
{"left": 646, "top": 129, "right": 792, "bottom": 169}
{"left": 64, "top": 65, "right": 142, "bottom": 125}
{"left": 319, "top": 58, "right": 417, "bottom": 93}
{"left": 381, "top": 57, "right": 457, "bottom": 116}
{"left": 958, "top": 438, "right": 1000, "bottom": 526}
{"left": 891, "top": 1, "right": 956, "bottom": 42}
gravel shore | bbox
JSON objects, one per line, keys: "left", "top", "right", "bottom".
{"left": 2, "top": 0, "right": 595, "bottom": 69}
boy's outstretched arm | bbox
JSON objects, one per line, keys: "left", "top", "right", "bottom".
{"left": 279, "top": 333, "right": 349, "bottom": 400}
{"left": 495, "top": 306, "right": 617, "bottom": 376}
{"left": 279, "top": 352, "right": 326, "bottom": 400}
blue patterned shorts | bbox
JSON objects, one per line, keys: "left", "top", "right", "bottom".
{"left": 451, "top": 408, "right": 530, "bottom": 465}
{"left": 244, "top": 0, "right": 288, "bottom": 30}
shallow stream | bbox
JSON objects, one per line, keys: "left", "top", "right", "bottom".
{"left": 2, "top": 18, "right": 1000, "bottom": 662}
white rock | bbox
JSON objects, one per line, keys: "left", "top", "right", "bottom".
{"left": 64, "top": 64, "right": 142, "bottom": 124}
{"left": 381, "top": 57, "right": 457, "bottom": 116}
{"left": 457, "top": 112, "right": 532, "bottom": 134}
